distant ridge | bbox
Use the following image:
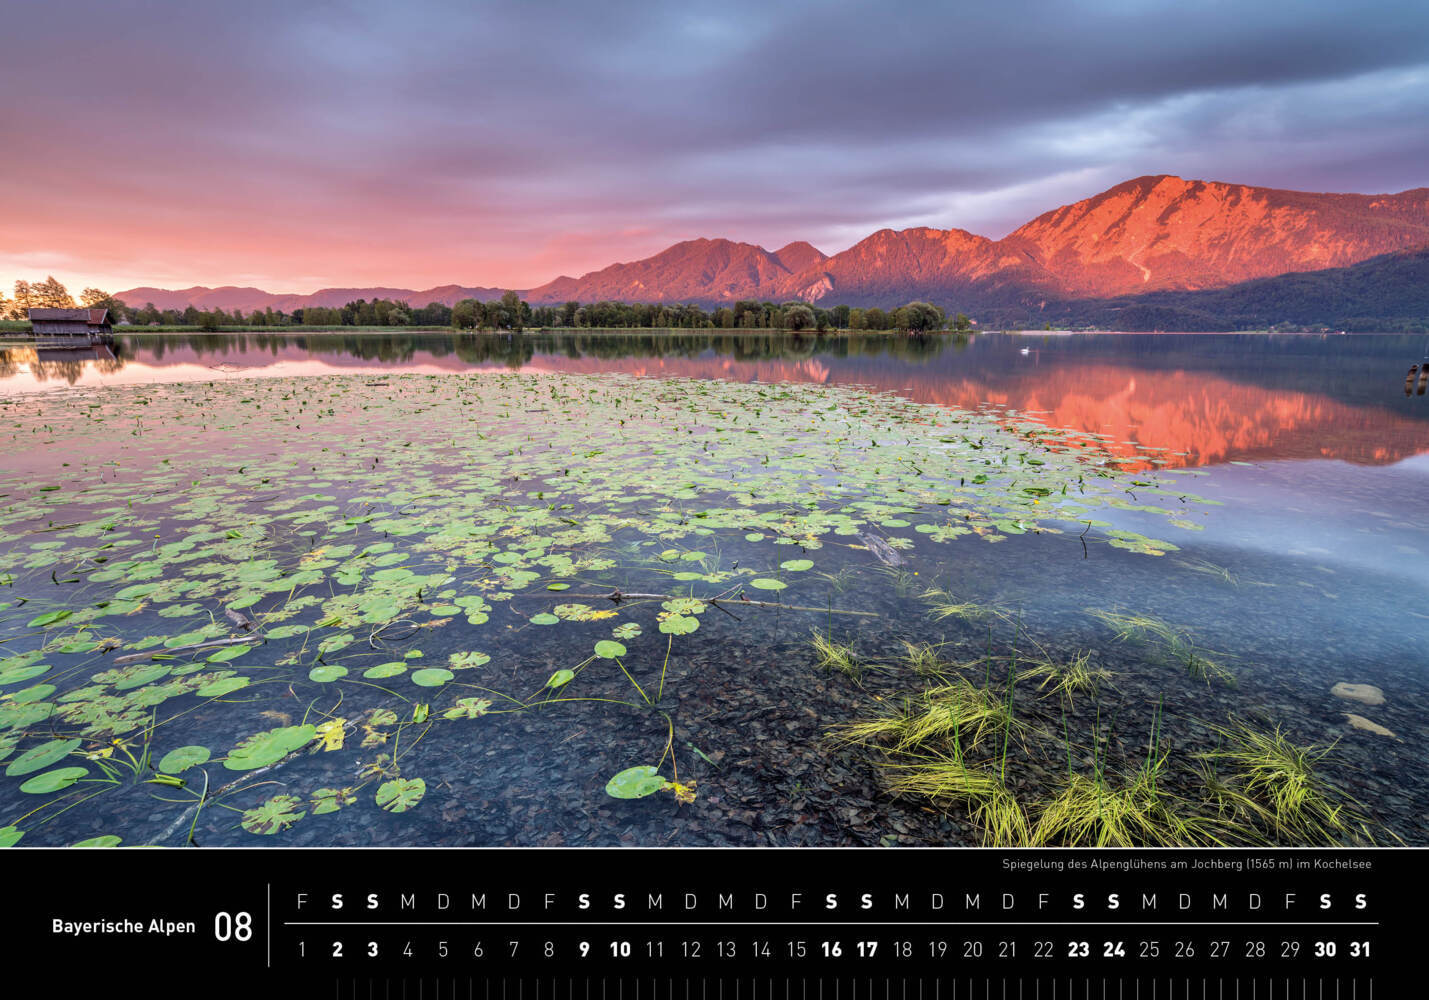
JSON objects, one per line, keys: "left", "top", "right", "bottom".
{"left": 115, "top": 283, "right": 511, "bottom": 314}
{"left": 119, "top": 175, "right": 1429, "bottom": 314}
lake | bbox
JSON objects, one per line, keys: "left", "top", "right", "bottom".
{"left": 1, "top": 330, "right": 1425, "bottom": 848}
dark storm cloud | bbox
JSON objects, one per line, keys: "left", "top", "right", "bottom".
{"left": 2, "top": 0, "right": 1426, "bottom": 289}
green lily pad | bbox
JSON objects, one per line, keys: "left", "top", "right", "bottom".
{"left": 593, "top": 640, "right": 626, "bottom": 659}
{"left": 20, "top": 766, "right": 89, "bottom": 794}
{"left": 72, "top": 835, "right": 122, "bottom": 847}
{"left": 310, "top": 787, "right": 358, "bottom": 815}
{"left": 241, "top": 793, "right": 306, "bottom": 835}
{"left": 658, "top": 614, "right": 699, "bottom": 635}
{"left": 546, "top": 669, "right": 575, "bottom": 688}
{"left": 529, "top": 613, "right": 559, "bottom": 625}
{"left": 605, "top": 765, "right": 666, "bottom": 799}
{"left": 196, "top": 676, "right": 250, "bottom": 697}
{"left": 158, "top": 745, "right": 211, "bottom": 774}
{"left": 376, "top": 776, "right": 426, "bottom": 812}
{"left": 308, "top": 665, "right": 349, "bottom": 682}
{"left": 5, "top": 738, "right": 81, "bottom": 777}
{"left": 749, "top": 578, "right": 786, "bottom": 591}
{"left": 0, "top": 826, "right": 23, "bottom": 847}
{"left": 9, "top": 684, "right": 56, "bottom": 704}
{"left": 26, "top": 610, "right": 73, "bottom": 628}
{"left": 410, "top": 668, "right": 453, "bottom": 687}
{"left": 0, "top": 663, "right": 51, "bottom": 686}
{"left": 779, "top": 559, "right": 814, "bottom": 571}
{"left": 363, "top": 662, "right": 407, "bottom": 679}
{"left": 442, "top": 697, "right": 494, "bottom": 719}
{"left": 224, "top": 725, "right": 317, "bottom": 771}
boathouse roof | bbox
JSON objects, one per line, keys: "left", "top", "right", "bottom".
{"left": 28, "top": 308, "right": 111, "bottom": 326}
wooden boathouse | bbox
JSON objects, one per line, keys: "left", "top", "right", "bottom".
{"left": 27, "top": 307, "right": 113, "bottom": 346}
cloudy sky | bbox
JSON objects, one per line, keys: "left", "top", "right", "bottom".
{"left": 3, "top": 0, "right": 1427, "bottom": 294}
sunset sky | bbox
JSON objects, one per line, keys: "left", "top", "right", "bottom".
{"left": 3, "top": 0, "right": 1427, "bottom": 296}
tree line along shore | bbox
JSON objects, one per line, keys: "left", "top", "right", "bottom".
{"left": 2, "top": 277, "right": 973, "bottom": 335}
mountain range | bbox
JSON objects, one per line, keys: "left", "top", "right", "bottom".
{"left": 119, "top": 175, "right": 1429, "bottom": 324}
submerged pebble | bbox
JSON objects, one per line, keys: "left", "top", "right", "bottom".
{"left": 1331, "top": 682, "right": 1385, "bottom": 706}
{"left": 1343, "top": 714, "right": 1398, "bottom": 739}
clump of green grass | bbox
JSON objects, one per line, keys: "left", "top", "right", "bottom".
{"left": 1174, "top": 556, "right": 1239, "bottom": 587}
{"left": 879, "top": 567, "right": 920, "bottom": 598}
{"left": 1030, "top": 768, "right": 1214, "bottom": 846}
{"left": 900, "top": 680, "right": 1025, "bottom": 751}
{"left": 809, "top": 630, "right": 863, "bottom": 680}
{"left": 921, "top": 586, "right": 1002, "bottom": 624}
{"left": 815, "top": 566, "right": 858, "bottom": 593}
{"left": 1198, "top": 719, "right": 1376, "bottom": 844}
{"left": 1017, "top": 650, "right": 1111, "bottom": 705}
{"left": 900, "top": 640, "right": 947, "bottom": 677}
{"left": 1089, "top": 609, "right": 1234, "bottom": 686}
{"left": 881, "top": 752, "right": 1031, "bottom": 846}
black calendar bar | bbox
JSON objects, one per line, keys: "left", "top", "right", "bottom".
{"left": 16, "top": 849, "right": 1411, "bottom": 991}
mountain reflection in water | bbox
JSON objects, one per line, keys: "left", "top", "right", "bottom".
{"left": 2, "top": 330, "right": 1426, "bottom": 469}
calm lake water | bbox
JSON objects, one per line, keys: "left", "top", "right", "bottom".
{"left": 1, "top": 330, "right": 1425, "bottom": 847}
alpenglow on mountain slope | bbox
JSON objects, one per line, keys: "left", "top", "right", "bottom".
{"left": 119, "top": 175, "right": 1429, "bottom": 314}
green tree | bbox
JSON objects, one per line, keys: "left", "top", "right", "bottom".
{"left": 80, "top": 288, "right": 128, "bottom": 321}
{"left": 32, "top": 276, "right": 75, "bottom": 308}
{"left": 500, "top": 290, "right": 525, "bottom": 332}
{"left": 779, "top": 302, "right": 816, "bottom": 330}
{"left": 893, "top": 301, "right": 945, "bottom": 332}
{"left": 451, "top": 299, "right": 480, "bottom": 330}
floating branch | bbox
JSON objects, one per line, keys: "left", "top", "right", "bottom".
{"left": 525, "top": 589, "right": 878, "bottom": 617}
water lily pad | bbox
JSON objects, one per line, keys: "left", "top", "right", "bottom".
{"left": 6, "top": 738, "right": 81, "bottom": 777}
{"left": 20, "top": 766, "right": 89, "bottom": 794}
{"left": 26, "top": 610, "right": 73, "bottom": 628}
{"left": 443, "top": 697, "right": 494, "bottom": 719}
{"left": 363, "top": 662, "right": 407, "bottom": 679}
{"left": 411, "top": 668, "right": 453, "bottom": 687}
{"left": 9, "top": 684, "right": 55, "bottom": 704}
{"left": 529, "top": 613, "right": 559, "bottom": 625}
{"left": 749, "top": 578, "right": 786, "bottom": 591}
{"left": 241, "top": 793, "right": 306, "bottom": 834}
{"left": 224, "top": 725, "right": 317, "bottom": 771}
{"left": 376, "top": 776, "right": 425, "bottom": 812}
{"left": 605, "top": 765, "right": 666, "bottom": 799}
{"left": 0, "top": 826, "right": 22, "bottom": 847}
{"left": 593, "top": 640, "right": 626, "bottom": 659}
{"left": 658, "top": 614, "right": 699, "bottom": 635}
{"left": 310, "top": 786, "right": 358, "bottom": 814}
{"left": 546, "top": 669, "right": 575, "bottom": 688}
{"left": 206, "top": 644, "right": 252, "bottom": 663}
{"left": 196, "top": 676, "right": 250, "bottom": 697}
{"left": 779, "top": 559, "right": 814, "bottom": 571}
{"left": 158, "top": 745, "right": 211, "bottom": 774}
{"left": 612, "top": 622, "right": 642, "bottom": 640}
{"left": 72, "top": 835, "right": 122, "bottom": 847}
{"left": 0, "top": 663, "right": 50, "bottom": 686}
